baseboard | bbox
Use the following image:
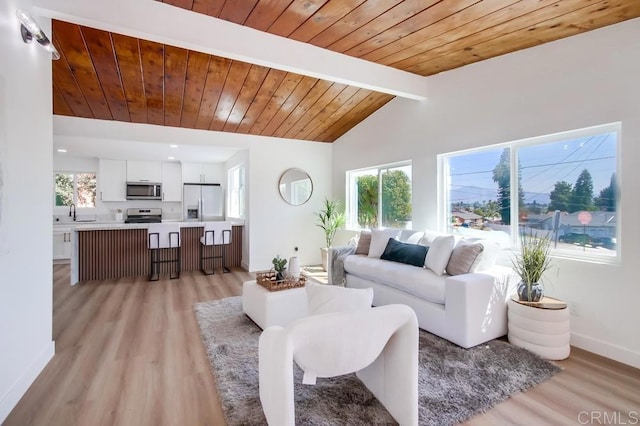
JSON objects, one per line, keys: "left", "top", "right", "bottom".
{"left": 571, "top": 332, "right": 640, "bottom": 369}
{"left": 0, "top": 340, "right": 55, "bottom": 423}
{"left": 241, "top": 260, "right": 250, "bottom": 271}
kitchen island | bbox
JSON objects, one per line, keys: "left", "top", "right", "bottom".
{"left": 69, "top": 222, "right": 243, "bottom": 284}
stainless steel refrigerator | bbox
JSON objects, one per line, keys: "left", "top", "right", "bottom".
{"left": 183, "top": 183, "right": 224, "bottom": 221}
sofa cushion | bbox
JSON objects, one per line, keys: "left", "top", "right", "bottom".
{"left": 399, "top": 230, "right": 424, "bottom": 244}
{"left": 344, "top": 255, "right": 446, "bottom": 304}
{"left": 464, "top": 238, "right": 501, "bottom": 271}
{"left": 447, "top": 240, "right": 484, "bottom": 275}
{"left": 420, "top": 230, "right": 450, "bottom": 245}
{"left": 355, "top": 230, "right": 372, "bottom": 255}
{"left": 306, "top": 282, "right": 373, "bottom": 315}
{"left": 422, "top": 235, "right": 455, "bottom": 276}
{"left": 368, "top": 229, "right": 401, "bottom": 258}
{"left": 380, "top": 238, "right": 428, "bottom": 267}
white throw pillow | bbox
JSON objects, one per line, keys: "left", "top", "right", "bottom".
{"left": 465, "top": 238, "right": 501, "bottom": 271}
{"left": 424, "top": 235, "right": 455, "bottom": 276}
{"left": 368, "top": 229, "right": 401, "bottom": 258}
{"left": 404, "top": 231, "right": 424, "bottom": 244}
{"left": 420, "top": 229, "right": 448, "bottom": 246}
{"left": 306, "top": 282, "right": 373, "bottom": 315}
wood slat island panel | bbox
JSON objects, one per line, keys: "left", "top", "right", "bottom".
{"left": 77, "top": 225, "right": 243, "bottom": 281}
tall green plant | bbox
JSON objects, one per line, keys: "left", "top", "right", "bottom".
{"left": 315, "top": 198, "right": 346, "bottom": 248}
{"left": 512, "top": 230, "right": 552, "bottom": 294}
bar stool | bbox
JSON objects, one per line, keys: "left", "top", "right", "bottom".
{"left": 148, "top": 223, "right": 181, "bottom": 281}
{"left": 199, "top": 221, "right": 232, "bottom": 275}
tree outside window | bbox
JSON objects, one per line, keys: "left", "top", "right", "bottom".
{"left": 55, "top": 172, "right": 96, "bottom": 208}
{"left": 348, "top": 163, "right": 412, "bottom": 230}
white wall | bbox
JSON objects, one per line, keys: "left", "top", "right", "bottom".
{"left": 0, "top": 1, "right": 55, "bottom": 422}
{"left": 225, "top": 150, "right": 249, "bottom": 269}
{"left": 248, "top": 140, "right": 331, "bottom": 271}
{"left": 333, "top": 19, "right": 640, "bottom": 368}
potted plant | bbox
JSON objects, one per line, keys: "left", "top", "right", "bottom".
{"left": 315, "top": 198, "right": 346, "bottom": 271}
{"left": 272, "top": 255, "right": 287, "bottom": 281}
{"left": 512, "top": 229, "right": 553, "bottom": 302}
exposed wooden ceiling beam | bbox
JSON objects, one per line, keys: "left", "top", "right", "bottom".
{"left": 34, "top": 0, "right": 428, "bottom": 100}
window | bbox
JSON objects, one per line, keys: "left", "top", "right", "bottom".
{"left": 346, "top": 162, "right": 412, "bottom": 230}
{"left": 54, "top": 172, "right": 96, "bottom": 208}
{"left": 227, "top": 164, "right": 245, "bottom": 219}
{"left": 440, "top": 123, "right": 619, "bottom": 262}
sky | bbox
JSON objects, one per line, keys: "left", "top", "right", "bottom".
{"left": 448, "top": 131, "right": 617, "bottom": 205}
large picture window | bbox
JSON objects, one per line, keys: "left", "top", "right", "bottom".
{"left": 440, "top": 123, "right": 619, "bottom": 262}
{"left": 54, "top": 172, "right": 96, "bottom": 208}
{"left": 346, "top": 162, "right": 412, "bottom": 230}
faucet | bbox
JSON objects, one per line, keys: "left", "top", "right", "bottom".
{"left": 69, "top": 203, "right": 76, "bottom": 221}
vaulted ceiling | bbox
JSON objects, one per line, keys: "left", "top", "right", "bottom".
{"left": 52, "top": 0, "right": 640, "bottom": 142}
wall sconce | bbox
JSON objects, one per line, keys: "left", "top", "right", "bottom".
{"left": 16, "top": 9, "right": 60, "bottom": 60}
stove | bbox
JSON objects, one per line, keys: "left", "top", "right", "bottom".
{"left": 125, "top": 208, "right": 162, "bottom": 223}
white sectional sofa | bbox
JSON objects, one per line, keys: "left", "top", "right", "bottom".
{"left": 330, "top": 229, "right": 515, "bottom": 348}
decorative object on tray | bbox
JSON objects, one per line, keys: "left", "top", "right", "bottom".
{"left": 315, "top": 198, "right": 346, "bottom": 271}
{"left": 288, "top": 256, "right": 300, "bottom": 279}
{"left": 512, "top": 229, "right": 552, "bottom": 302}
{"left": 272, "top": 255, "right": 287, "bottom": 281}
{"left": 256, "top": 271, "right": 306, "bottom": 292}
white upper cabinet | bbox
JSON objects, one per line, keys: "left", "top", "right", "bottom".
{"left": 99, "top": 159, "right": 126, "bottom": 201}
{"left": 126, "top": 161, "right": 162, "bottom": 183}
{"left": 182, "top": 162, "right": 223, "bottom": 183}
{"left": 200, "top": 163, "right": 223, "bottom": 183}
{"left": 162, "top": 162, "right": 182, "bottom": 202}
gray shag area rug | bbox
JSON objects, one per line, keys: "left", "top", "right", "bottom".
{"left": 194, "top": 297, "right": 560, "bottom": 426}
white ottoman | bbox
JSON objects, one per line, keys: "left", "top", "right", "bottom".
{"left": 242, "top": 280, "right": 308, "bottom": 329}
{"left": 508, "top": 296, "right": 570, "bottom": 360}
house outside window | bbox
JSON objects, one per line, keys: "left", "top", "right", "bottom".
{"left": 439, "top": 123, "right": 619, "bottom": 263}
{"left": 346, "top": 161, "right": 412, "bottom": 230}
{"left": 54, "top": 172, "right": 96, "bottom": 208}
{"left": 227, "top": 164, "right": 245, "bottom": 219}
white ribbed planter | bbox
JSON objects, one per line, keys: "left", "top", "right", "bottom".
{"left": 507, "top": 297, "right": 570, "bottom": 360}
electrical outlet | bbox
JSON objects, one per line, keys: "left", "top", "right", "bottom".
{"left": 570, "top": 302, "right": 580, "bottom": 317}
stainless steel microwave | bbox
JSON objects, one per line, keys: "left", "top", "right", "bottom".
{"left": 126, "top": 182, "right": 162, "bottom": 200}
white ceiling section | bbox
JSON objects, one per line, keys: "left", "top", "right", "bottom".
{"left": 35, "top": 0, "right": 428, "bottom": 100}
{"left": 53, "top": 116, "right": 247, "bottom": 162}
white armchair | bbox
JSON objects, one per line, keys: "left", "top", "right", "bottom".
{"left": 258, "top": 304, "right": 419, "bottom": 426}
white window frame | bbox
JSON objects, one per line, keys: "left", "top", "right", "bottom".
{"left": 345, "top": 160, "right": 412, "bottom": 230}
{"left": 227, "top": 164, "right": 246, "bottom": 220}
{"left": 53, "top": 171, "right": 97, "bottom": 211}
{"left": 438, "top": 122, "right": 621, "bottom": 265}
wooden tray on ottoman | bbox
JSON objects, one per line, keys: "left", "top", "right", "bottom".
{"left": 256, "top": 271, "right": 306, "bottom": 292}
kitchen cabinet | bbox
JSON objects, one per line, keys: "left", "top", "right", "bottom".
{"left": 182, "top": 162, "right": 223, "bottom": 184}
{"left": 126, "top": 160, "right": 162, "bottom": 183}
{"left": 53, "top": 228, "right": 72, "bottom": 260}
{"left": 99, "top": 159, "right": 126, "bottom": 201}
{"left": 162, "top": 162, "right": 182, "bottom": 202}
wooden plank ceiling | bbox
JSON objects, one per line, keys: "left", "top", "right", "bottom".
{"left": 53, "top": 1, "right": 640, "bottom": 142}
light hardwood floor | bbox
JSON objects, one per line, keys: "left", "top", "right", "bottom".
{"left": 5, "top": 264, "right": 640, "bottom": 425}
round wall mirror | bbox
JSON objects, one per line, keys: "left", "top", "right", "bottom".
{"left": 279, "top": 168, "right": 313, "bottom": 206}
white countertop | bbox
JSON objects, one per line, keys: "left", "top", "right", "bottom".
{"left": 67, "top": 220, "right": 244, "bottom": 231}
